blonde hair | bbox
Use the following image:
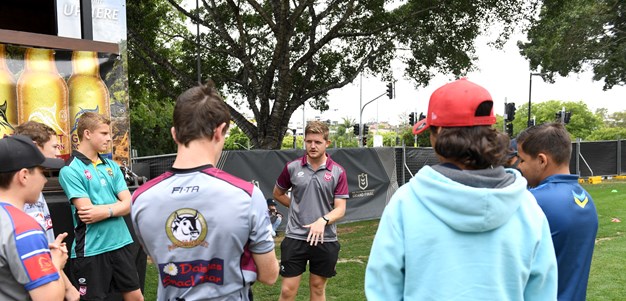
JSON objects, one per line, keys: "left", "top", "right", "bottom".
{"left": 305, "top": 121, "right": 330, "bottom": 141}
{"left": 77, "top": 112, "right": 110, "bottom": 141}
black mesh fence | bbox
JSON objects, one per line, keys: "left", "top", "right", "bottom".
{"left": 132, "top": 139, "right": 625, "bottom": 184}
{"left": 397, "top": 147, "right": 439, "bottom": 185}
{"left": 621, "top": 140, "right": 626, "bottom": 175}
{"left": 571, "top": 140, "right": 622, "bottom": 177}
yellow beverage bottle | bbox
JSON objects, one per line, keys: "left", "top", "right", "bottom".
{"left": 17, "top": 48, "right": 70, "bottom": 159}
{"left": 68, "top": 51, "right": 111, "bottom": 154}
{"left": 0, "top": 44, "right": 17, "bottom": 137}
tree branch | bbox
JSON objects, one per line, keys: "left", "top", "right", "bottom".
{"left": 245, "top": 0, "right": 277, "bottom": 33}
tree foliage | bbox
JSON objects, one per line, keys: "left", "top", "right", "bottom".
{"left": 128, "top": 0, "right": 538, "bottom": 152}
{"left": 127, "top": 1, "right": 189, "bottom": 155}
{"left": 588, "top": 109, "right": 626, "bottom": 140}
{"left": 511, "top": 100, "right": 603, "bottom": 139}
{"left": 519, "top": 0, "right": 626, "bottom": 90}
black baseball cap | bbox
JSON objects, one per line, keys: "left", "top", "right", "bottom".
{"left": 0, "top": 135, "right": 65, "bottom": 173}
{"left": 266, "top": 198, "right": 277, "bottom": 206}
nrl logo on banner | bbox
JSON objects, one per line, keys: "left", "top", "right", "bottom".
{"left": 358, "top": 173, "right": 369, "bottom": 190}
{"left": 351, "top": 172, "right": 375, "bottom": 198}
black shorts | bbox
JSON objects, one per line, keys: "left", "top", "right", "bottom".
{"left": 280, "top": 237, "right": 340, "bottom": 278}
{"left": 71, "top": 244, "right": 141, "bottom": 300}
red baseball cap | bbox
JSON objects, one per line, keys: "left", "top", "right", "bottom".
{"left": 413, "top": 78, "right": 496, "bottom": 135}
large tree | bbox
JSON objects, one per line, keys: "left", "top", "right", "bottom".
{"left": 519, "top": 0, "right": 626, "bottom": 90}
{"left": 128, "top": 0, "right": 538, "bottom": 151}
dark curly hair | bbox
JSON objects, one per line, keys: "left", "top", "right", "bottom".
{"left": 432, "top": 125, "right": 509, "bottom": 169}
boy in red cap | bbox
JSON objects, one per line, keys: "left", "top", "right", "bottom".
{"left": 365, "top": 78, "right": 557, "bottom": 300}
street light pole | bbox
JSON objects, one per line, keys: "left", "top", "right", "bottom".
{"left": 359, "top": 73, "right": 363, "bottom": 147}
{"left": 527, "top": 72, "right": 545, "bottom": 127}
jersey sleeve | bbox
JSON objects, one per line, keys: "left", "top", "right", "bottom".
{"left": 2, "top": 206, "right": 60, "bottom": 291}
{"left": 129, "top": 196, "right": 149, "bottom": 260}
{"left": 247, "top": 187, "right": 275, "bottom": 254}
{"left": 334, "top": 167, "right": 349, "bottom": 199}
{"left": 59, "top": 165, "right": 89, "bottom": 201}
{"left": 109, "top": 160, "right": 129, "bottom": 194}
{"left": 275, "top": 163, "right": 292, "bottom": 190}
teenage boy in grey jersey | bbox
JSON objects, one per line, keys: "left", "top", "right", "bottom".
{"left": 273, "top": 120, "right": 349, "bottom": 301}
{"left": 14, "top": 121, "right": 80, "bottom": 301}
{"left": 131, "top": 80, "right": 278, "bottom": 301}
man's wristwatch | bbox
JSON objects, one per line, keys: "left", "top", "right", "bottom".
{"left": 321, "top": 216, "right": 330, "bottom": 224}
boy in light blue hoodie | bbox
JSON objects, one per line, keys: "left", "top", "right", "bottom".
{"left": 365, "top": 78, "right": 557, "bottom": 300}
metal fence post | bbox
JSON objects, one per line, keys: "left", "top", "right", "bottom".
{"left": 576, "top": 138, "right": 581, "bottom": 176}
{"left": 401, "top": 141, "right": 406, "bottom": 186}
{"left": 618, "top": 139, "right": 622, "bottom": 175}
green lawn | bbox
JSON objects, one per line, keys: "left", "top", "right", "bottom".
{"left": 143, "top": 181, "right": 626, "bottom": 301}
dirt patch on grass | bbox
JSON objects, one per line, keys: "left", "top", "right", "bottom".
{"left": 596, "top": 232, "right": 623, "bottom": 245}
{"left": 337, "top": 256, "right": 368, "bottom": 264}
{"left": 338, "top": 225, "right": 364, "bottom": 235}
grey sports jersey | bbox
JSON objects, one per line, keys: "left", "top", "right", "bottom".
{"left": 23, "top": 193, "right": 55, "bottom": 242}
{"left": 131, "top": 165, "right": 274, "bottom": 301}
{"left": 275, "top": 155, "right": 349, "bottom": 241}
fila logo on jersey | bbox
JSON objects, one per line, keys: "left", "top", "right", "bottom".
{"left": 172, "top": 186, "right": 200, "bottom": 194}
{"left": 166, "top": 208, "right": 208, "bottom": 250}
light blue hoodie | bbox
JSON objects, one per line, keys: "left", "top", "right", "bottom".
{"left": 365, "top": 165, "right": 557, "bottom": 301}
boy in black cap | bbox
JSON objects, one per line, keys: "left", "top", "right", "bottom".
{"left": 0, "top": 135, "right": 69, "bottom": 300}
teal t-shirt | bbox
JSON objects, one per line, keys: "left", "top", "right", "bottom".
{"left": 59, "top": 151, "right": 133, "bottom": 258}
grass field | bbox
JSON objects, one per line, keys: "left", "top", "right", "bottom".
{"left": 143, "top": 181, "right": 626, "bottom": 300}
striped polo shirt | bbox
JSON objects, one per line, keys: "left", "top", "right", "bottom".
{"left": 276, "top": 154, "right": 349, "bottom": 242}
{"left": 59, "top": 151, "right": 133, "bottom": 258}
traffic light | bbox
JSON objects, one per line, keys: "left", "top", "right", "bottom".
{"left": 555, "top": 110, "right": 562, "bottom": 122}
{"left": 409, "top": 112, "right": 415, "bottom": 125}
{"left": 505, "top": 103, "right": 516, "bottom": 122}
{"left": 418, "top": 112, "right": 426, "bottom": 121}
{"left": 505, "top": 122, "right": 514, "bottom": 137}
{"left": 363, "top": 124, "right": 369, "bottom": 135}
{"left": 353, "top": 124, "right": 359, "bottom": 135}
{"left": 362, "top": 136, "right": 368, "bottom": 146}
{"left": 386, "top": 82, "right": 393, "bottom": 99}
{"left": 564, "top": 111, "right": 572, "bottom": 124}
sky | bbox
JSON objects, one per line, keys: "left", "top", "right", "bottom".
{"left": 293, "top": 33, "right": 626, "bottom": 127}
